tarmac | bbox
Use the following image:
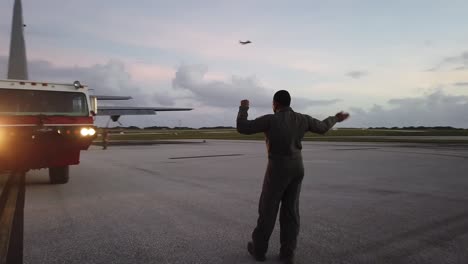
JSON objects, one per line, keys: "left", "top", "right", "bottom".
{"left": 23, "top": 140, "right": 468, "bottom": 264}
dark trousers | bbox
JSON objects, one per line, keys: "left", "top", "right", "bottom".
{"left": 252, "top": 158, "right": 304, "bottom": 257}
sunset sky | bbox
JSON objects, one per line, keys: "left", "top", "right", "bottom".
{"left": 1, "top": 0, "right": 467, "bottom": 128}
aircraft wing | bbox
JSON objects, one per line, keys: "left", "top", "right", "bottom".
{"left": 96, "top": 106, "right": 193, "bottom": 116}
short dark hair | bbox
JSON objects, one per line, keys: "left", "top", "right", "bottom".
{"left": 273, "top": 90, "right": 291, "bottom": 107}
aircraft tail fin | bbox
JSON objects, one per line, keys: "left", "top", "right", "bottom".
{"left": 7, "top": 0, "right": 28, "bottom": 80}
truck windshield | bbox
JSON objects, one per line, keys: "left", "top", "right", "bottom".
{"left": 0, "top": 89, "right": 89, "bottom": 116}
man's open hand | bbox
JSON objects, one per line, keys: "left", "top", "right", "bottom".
{"left": 335, "top": 111, "right": 350, "bottom": 122}
{"left": 240, "top": 99, "right": 250, "bottom": 108}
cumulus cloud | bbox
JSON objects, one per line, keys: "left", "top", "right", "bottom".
{"left": 453, "top": 82, "right": 468, "bottom": 87}
{"left": 346, "top": 70, "right": 367, "bottom": 79}
{"left": 442, "top": 51, "right": 468, "bottom": 65}
{"left": 0, "top": 57, "right": 341, "bottom": 127}
{"left": 348, "top": 90, "right": 468, "bottom": 128}
{"left": 0, "top": 56, "right": 175, "bottom": 107}
{"left": 429, "top": 51, "right": 468, "bottom": 72}
{"left": 172, "top": 64, "right": 341, "bottom": 109}
{"left": 2, "top": 57, "right": 340, "bottom": 110}
{"left": 3, "top": 56, "right": 467, "bottom": 128}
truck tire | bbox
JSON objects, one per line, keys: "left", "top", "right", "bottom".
{"left": 49, "top": 166, "right": 69, "bottom": 184}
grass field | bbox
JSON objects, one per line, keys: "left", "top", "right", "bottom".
{"left": 94, "top": 128, "right": 468, "bottom": 144}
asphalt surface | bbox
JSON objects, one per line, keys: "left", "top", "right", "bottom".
{"left": 23, "top": 141, "right": 468, "bottom": 264}
{"left": 305, "top": 136, "right": 468, "bottom": 141}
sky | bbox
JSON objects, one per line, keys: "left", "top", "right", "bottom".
{"left": 1, "top": 0, "right": 468, "bottom": 128}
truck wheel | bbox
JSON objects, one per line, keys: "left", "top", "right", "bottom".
{"left": 49, "top": 166, "right": 69, "bottom": 184}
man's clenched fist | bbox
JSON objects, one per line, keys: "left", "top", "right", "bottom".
{"left": 240, "top": 99, "right": 250, "bottom": 108}
{"left": 335, "top": 111, "right": 350, "bottom": 122}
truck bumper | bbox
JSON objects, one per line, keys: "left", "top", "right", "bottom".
{"left": 0, "top": 132, "right": 94, "bottom": 170}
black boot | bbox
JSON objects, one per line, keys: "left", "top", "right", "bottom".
{"left": 247, "top": 242, "right": 266, "bottom": 262}
{"left": 279, "top": 252, "right": 295, "bottom": 264}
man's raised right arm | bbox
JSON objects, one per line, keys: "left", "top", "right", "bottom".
{"left": 236, "top": 99, "right": 271, "bottom": 135}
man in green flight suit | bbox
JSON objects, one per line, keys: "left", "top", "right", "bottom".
{"left": 237, "top": 90, "right": 350, "bottom": 264}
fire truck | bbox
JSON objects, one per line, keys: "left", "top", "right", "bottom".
{"left": 0, "top": 0, "right": 192, "bottom": 184}
{"left": 0, "top": 79, "right": 97, "bottom": 184}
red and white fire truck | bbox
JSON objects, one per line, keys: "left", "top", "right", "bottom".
{"left": 0, "top": 79, "right": 97, "bottom": 184}
{"left": 0, "top": 0, "right": 192, "bottom": 184}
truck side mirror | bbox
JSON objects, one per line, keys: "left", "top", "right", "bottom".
{"left": 90, "top": 96, "right": 98, "bottom": 115}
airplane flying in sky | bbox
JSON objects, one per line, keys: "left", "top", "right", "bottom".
{"left": 239, "top": 40, "right": 252, "bottom": 45}
{"left": 6, "top": 0, "right": 192, "bottom": 123}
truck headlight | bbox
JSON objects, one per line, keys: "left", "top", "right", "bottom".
{"left": 80, "top": 128, "right": 96, "bottom": 137}
{"left": 88, "top": 128, "right": 96, "bottom": 136}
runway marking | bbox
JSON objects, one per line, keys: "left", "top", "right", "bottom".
{"left": 169, "top": 154, "right": 244, "bottom": 160}
{"left": 0, "top": 172, "right": 25, "bottom": 264}
{"left": 0, "top": 174, "right": 9, "bottom": 198}
{"left": 0, "top": 179, "right": 19, "bottom": 264}
{"left": 303, "top": 159, "right": 337, "bottom": 164}
{"left": 333, "top": 147, "right": 380, "bottom": 151}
